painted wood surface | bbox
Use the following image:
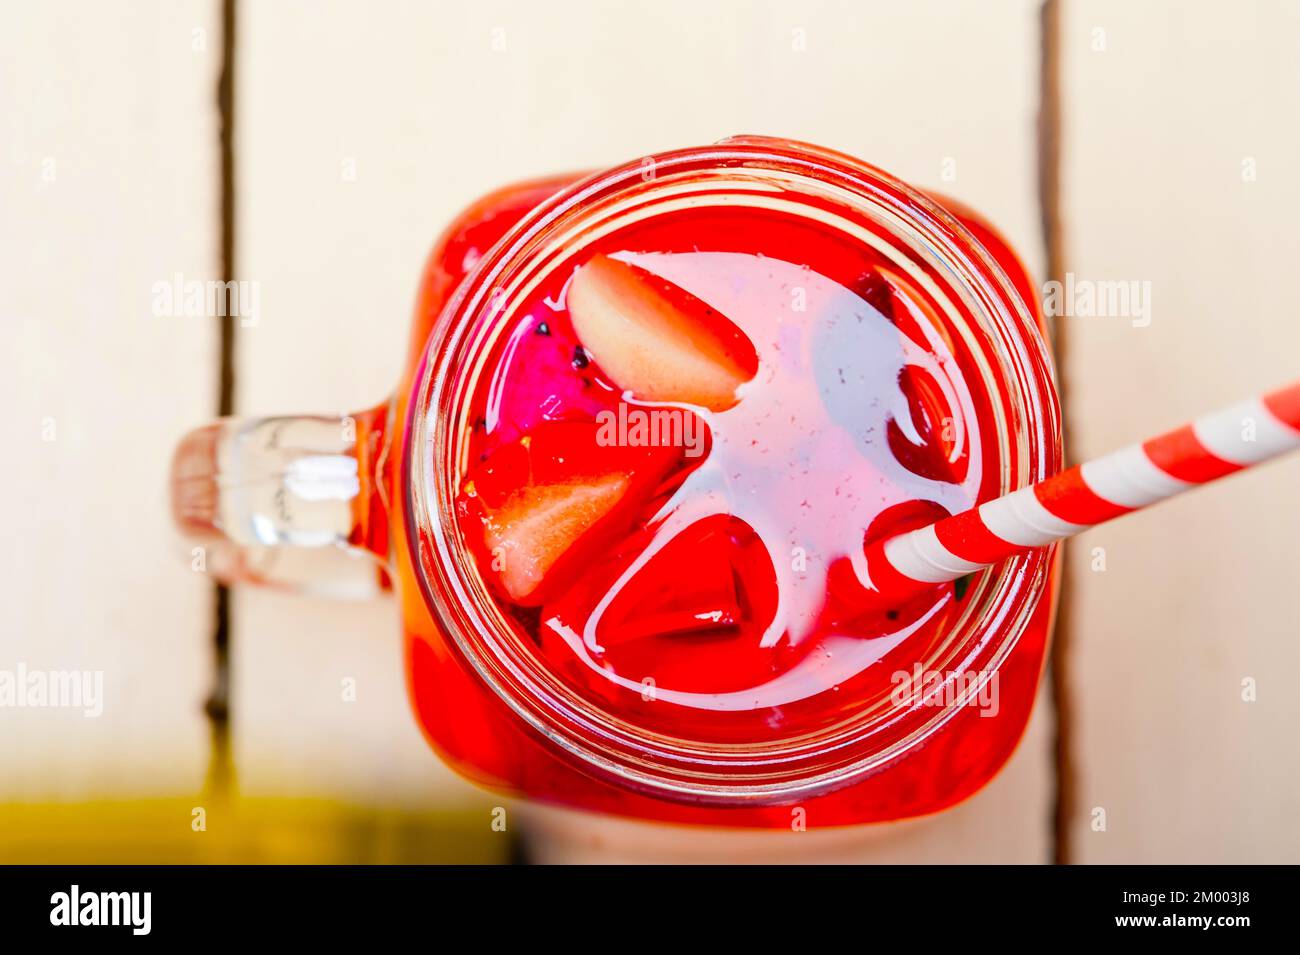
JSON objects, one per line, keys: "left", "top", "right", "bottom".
{"left": 13, "top": 0, "right": 1299, "bottom": 865}
{"left": 1058, "top": 0, "right": 1300, "bottom": 863}
{"left": 1, "top": 1, "right": 220, "bottom": 800}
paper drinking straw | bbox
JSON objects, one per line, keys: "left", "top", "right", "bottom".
{"left": 864, "top": 380, "right": 1300, "bottom": 599}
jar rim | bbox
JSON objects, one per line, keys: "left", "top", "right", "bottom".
{"left": 404, "top": 136, "right": 1061, "bottom": 804}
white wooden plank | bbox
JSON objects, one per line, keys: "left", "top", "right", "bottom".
{"left": 0, "top": 0, "right": 220, "bottom": 798}
{"left": 1061, "top": 0, "right": 1300, "bottom": 863}
{"left": 234, "top": 0, "right": 1053, "bottom": 857}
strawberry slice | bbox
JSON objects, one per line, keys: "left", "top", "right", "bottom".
{"left": 851, "top": 268, "right": 896, "bottom": 322}
{"left": 887, "top": 364, "right": 969, "bottom": 485}
{"left": 540, "top": 514, "right": 787, "bottom": 695}
{"left": 458, "top": 422, "right": 681, "bottom": 605}
{"left": 589, "top": 515, "right": 748, "bottom": 648}
{"left": 543, "top": 513, "right": 777, "bottom": 649}
{"left": 566, "top": 254, "right": 758, "bottom": 412}
{"left": 481, "top": 474, "right": 630, "bottom": 604}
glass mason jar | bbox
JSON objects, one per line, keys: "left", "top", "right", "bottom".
{"left": 172, "top": 136, "right": 1061, "bottom": 828}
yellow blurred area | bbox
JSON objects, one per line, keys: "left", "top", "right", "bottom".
{"left": 0, "top": 798, "right": 512, "bottom": 864}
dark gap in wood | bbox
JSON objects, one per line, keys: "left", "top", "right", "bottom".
{"left": 1037, "top": 0, "right": 1074, "bottom": 865}
{"left": 205, "top": 0, "right": 237, "bottom": 797}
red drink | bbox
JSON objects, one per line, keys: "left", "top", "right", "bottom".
{"left": 174, "top": 138, "right": 1058, "bottom": 828}
{"left": 456, "top": 211, "right": 993, "bottom": 743}
{"left": 395, "top": 139, "right": 1061, "bottom": 826}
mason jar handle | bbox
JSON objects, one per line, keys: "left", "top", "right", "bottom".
{"left": 169, "top": 403, "right": 393, "bottom": 597}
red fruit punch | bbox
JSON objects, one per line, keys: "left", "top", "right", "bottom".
{"left": 392, "top": 142, "right": 1059, "bottom": 826}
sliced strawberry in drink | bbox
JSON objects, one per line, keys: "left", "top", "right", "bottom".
{"left": 538, "top": 519, "right": 734, "bottom": 652}
{"left": 566, "top": 254, "right": 759, "bottom": 412}
{"left": 458, "top": 421, "right": 681, "bottom": 605}
{"left": 587, "top": 514, "right": 751, "bottom": 649}
{"left": 850, "top": 268, "right": 896, "bottom": 322}
{"left": 480, "top": 474, "right": 630, "bottom": 604}
{"left": 541, "top": 514, "right": 785, "bottom": 693}
{"left": 887, "top": 364, "right": 969, "bottom": 485}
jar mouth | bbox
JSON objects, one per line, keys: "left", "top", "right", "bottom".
{"left": 406, "top": 137, "right": 1061, "bottom": 805}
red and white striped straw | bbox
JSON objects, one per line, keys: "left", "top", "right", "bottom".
{"left": 864, "top": 380, "right": 1300, "bottom": 600}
